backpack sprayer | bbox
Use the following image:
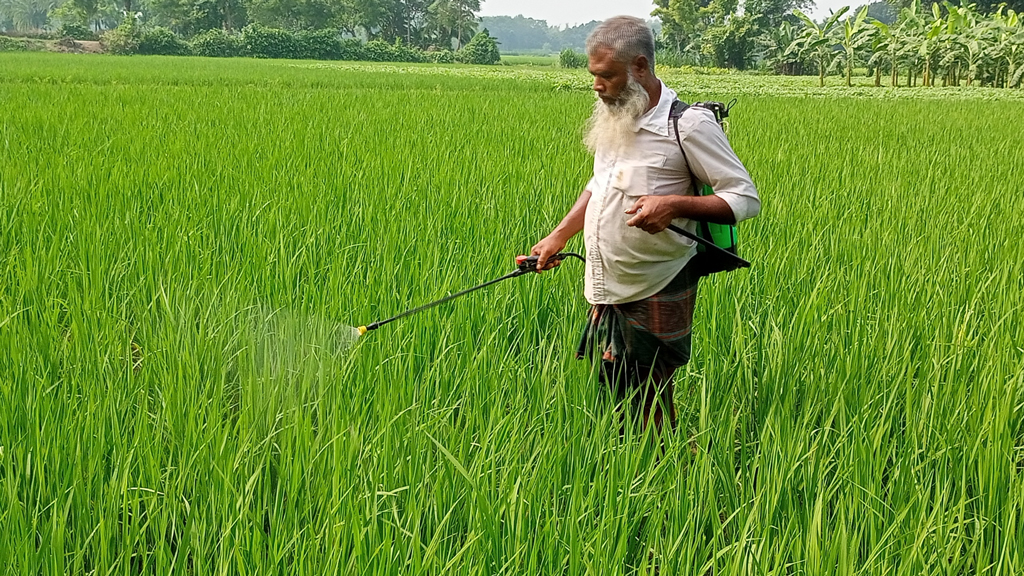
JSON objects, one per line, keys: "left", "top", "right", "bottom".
{"left": 668, "top": 98, "right": 750, "bottom": 275}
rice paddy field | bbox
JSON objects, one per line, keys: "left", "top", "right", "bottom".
{"left": 1, "top": 53, "right": 1023, "bottom": 575}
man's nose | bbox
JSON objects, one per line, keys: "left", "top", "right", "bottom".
{"left": 593, "top": 77, "right": 605, "bottom": 94}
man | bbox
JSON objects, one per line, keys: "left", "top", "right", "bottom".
{"left": 530, "top": 16, "right": 760, "bottom": 430}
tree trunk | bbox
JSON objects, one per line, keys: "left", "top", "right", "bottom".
{"left": 456, "top": 3, "right": 463, "bottom": 51}
{"left": 847, "top": 58, "right": 852, "bottom": 87}
{"left": 875, "top": 65, "right": 881, "bottom": 87}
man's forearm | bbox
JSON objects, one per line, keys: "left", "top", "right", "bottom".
{"left": 668, "top": 194, "right": 736, "bottom": 225}
{"left": 550, "top": 190, "right": 592, "bottom": 240}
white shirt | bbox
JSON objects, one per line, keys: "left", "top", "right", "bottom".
{"left": 583, "top": 81, "right": 760, "bottom": 305}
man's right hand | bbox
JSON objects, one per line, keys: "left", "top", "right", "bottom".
{"left": 529, "top": 190, "right": 591, "bottom": 273}
{"left": 530, "top": 234, "right": 568, "bottom": 273}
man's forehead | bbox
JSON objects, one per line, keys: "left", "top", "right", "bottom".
{"left": 588, "top": 46, "right": 625, "bottom": 74}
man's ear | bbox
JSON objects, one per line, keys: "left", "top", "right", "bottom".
{"left": 632, "top": 55, "right": 651, "bottom": 80}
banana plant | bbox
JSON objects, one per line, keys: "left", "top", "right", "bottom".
{"left": 762, "top": 20, "right": 804, "bottom": 75}
{"left": 938, "top": 2, "right": 969, "bottom": 86}
{"left": 834, "top": 5, "right": 874, "bottom": 87}
{"left": 897, "top": 0, "right": 925, "bottom": 86}
{"left": 792, "top": 6, "right": 850, "bottom": 87}
{"left": 988, "top": 8, "right": 1023, "bottom": 87}
{"left": 919, "top": 3, "right": 946, "bottom": 86}
{"left": 870, "top": 19, "right": 906, "bottom": 87}
{"left": 867, "top": 23, "right": 889, "bottom": 86}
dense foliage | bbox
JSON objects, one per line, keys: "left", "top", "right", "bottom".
{"left": 137, "top": 24, "right": 188, "bottom": 54}
{"left": 775, "top": 1, "right": 1024, "bottom": 87}
{"left": 1, "top": 0, "right": 487, "bottom": 54}
{"left": 188, "top": 27, "right": 243, "bottom": 57}
{"left": 453, "top": 28, "right": 498, "bottom": 64}
{"left": 88, "top": 18, "right": 493, "bottom": 62}
{"left": 652, "top": 0, "right": 1024, "bottom": 83}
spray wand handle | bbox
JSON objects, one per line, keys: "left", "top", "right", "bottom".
{"left": 515, "top": 252, "right": 585, "bottom": 274}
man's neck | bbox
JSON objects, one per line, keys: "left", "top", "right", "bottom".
{"left": 642, "top": 78, "right": 662, "bottom": 114}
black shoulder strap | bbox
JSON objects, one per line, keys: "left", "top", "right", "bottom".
{"left": 670, "top": 98, "right": 718, "bottom": 253}
{"left": 669, "top": 99, "right": 700, "bottom": 193}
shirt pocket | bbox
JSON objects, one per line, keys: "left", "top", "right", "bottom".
{"left": 609, "top": 163, "right": 649, "bottom": 198}
{"left": 609, "top": 153, "right": 670, "bottom": 198}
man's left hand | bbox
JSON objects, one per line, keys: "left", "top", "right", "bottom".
{"left": 625, "top": 196, "right": 678, "bottom": 234}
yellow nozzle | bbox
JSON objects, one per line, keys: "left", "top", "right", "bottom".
{"left": 358, "top": 326, "right": 367, "bottom": 336}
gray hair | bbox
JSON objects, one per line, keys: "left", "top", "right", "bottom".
{"left": 585, "top": 16, "right": 656, "bottom": 74}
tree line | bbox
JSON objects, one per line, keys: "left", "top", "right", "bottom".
{"left": 1, "top": 0, "right": 485, "bottom": 52}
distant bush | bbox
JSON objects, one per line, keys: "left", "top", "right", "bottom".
{"left": 361, "top": 39, "right": 391, "bottom": 62}
{"left": 57, "top": 23, "right": 97, "bottom": 41}
{"left": 101, "top": 25, "right": 141, "bottom": 55}
{"left": 241, "top": 24, "right": 299, "bottom": 59}
{"left": 428, "top": 49, "right": 455, "bottom": 64}
{"left": 339, "top": 38, "right": 365, "bottom": 60}
{"left": 0, "top": 36, "right": 26, "bottom": 52}
{"left": 138, "top": 27, "right": 190, "bottom": 55}
{"left": 189, "top": 29, "right": 243, "bottom": 57}
{"left": 559, "top": 48, "right": 587, "bottom": 69}
{"left": 94, "top": 23, "right": 497, "bottom": 65}
{"left": 456, "top": 29, "right": 500, "bottom": 65}
{"left": 295, "top": 29, "right": 345, "bottom": 60}
{"left": 363, "top": 39, "right": 426, "bottom": 63}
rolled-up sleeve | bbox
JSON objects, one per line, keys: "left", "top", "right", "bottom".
{"left": 681, "top": 112, "right": 760, "bottom": 223}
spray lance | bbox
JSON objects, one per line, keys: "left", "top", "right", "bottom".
{"left": 356, "top": 252, "right": 585, "bottom": 336}
{"left": 354, "top": 225, "right": 748, "bottom": 338}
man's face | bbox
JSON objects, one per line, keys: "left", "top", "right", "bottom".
{"left": 583, "top": 46, "right": 652, "bottom": 155}
{"left": 588, "top": 45, "right": 631, "bottom": 105}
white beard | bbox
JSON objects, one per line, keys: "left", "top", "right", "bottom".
{"left": 583, "top": 76, "right": 650, "bottom": 156}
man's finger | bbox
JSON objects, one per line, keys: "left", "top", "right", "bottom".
{"left": 537, "top": 251, "right": 550, "bottom": 271}
{"left": 624, "top": 198, "right": 644, "bottom": 215}
{"left": 626, "top": 213, "right": 643, "bottom": 227}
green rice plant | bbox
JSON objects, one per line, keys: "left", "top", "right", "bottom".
{"left": 0, "top": 52, "right": 1022, "bottom": 575}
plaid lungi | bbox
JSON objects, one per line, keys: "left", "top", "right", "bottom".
{"left": 576, "top": 264, "right": 699, "bottom": 393}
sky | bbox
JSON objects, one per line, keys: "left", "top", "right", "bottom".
{"left": 477, "top": 0, "right": 853, "bottom": 27}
